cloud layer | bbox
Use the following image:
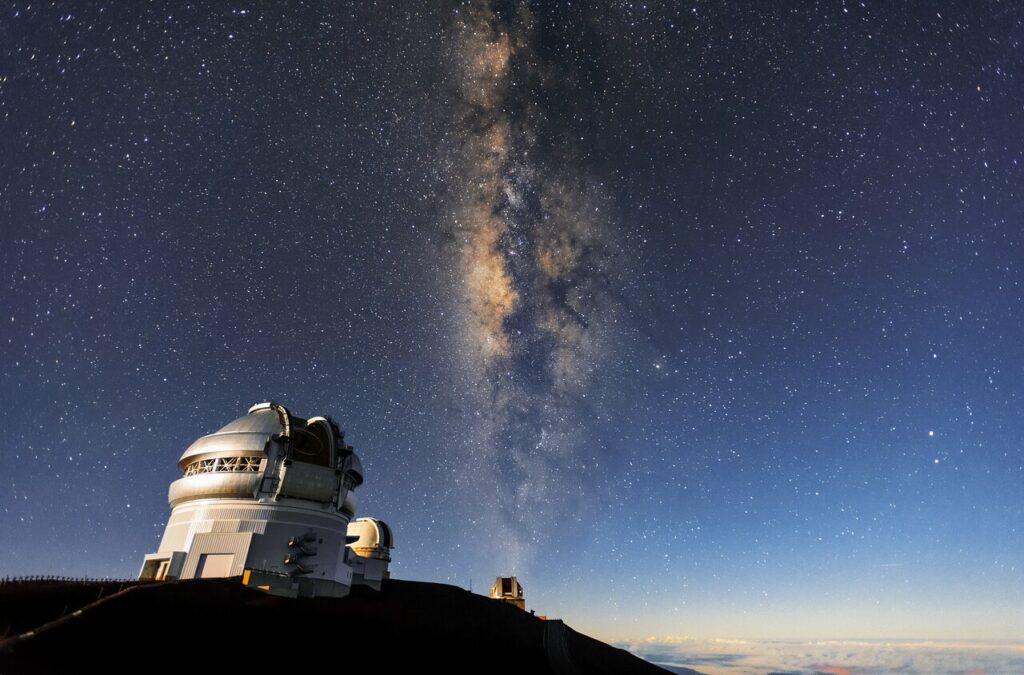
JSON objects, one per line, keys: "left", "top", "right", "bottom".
{"left": 622, "top": 637, "right": 1024, "bottom": 675}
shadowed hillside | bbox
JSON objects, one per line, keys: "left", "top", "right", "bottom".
{"left": 0, "top": 578, "right": 693, "bottom": 674}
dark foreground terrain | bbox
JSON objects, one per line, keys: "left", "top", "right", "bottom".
{"left": 0, "top": 578, "right": 689, "bottom": 674}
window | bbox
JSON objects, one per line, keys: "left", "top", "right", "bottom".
{"left": 183, "top": 456, "right": 263, "bottom": 476}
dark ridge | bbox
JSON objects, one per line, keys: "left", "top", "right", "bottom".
{"left": 0, "top": 578, "right": 690, "bottom": 674}
{"left": 0, "top": 579, "right": 145, "bottom": 637}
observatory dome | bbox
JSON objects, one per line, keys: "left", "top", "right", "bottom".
{"left": 347, "top": 517, "right": 394, "bottom": 561}
{"left": 167, "top": 402, "right": 363, "bottom": 508}
{"left": 140, "top": 401, "right": 390, "bottom": 598}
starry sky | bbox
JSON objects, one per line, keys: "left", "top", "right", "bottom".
{"left": 2, "top": 0, "right": 1022, "bottom": 652}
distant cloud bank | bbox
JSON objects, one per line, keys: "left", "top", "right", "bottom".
{"left": 620, "top": 636, "right": 1024, "bottom": 675}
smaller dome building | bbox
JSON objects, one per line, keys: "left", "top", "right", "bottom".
{"left": 347, "top": 517, "right": 394, "bottom": 590}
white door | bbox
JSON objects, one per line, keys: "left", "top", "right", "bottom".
{"left": 195, "top": 553, "right": 234, "bottom": 578}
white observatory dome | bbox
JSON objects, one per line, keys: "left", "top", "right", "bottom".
{"left": 167, "top": 402, "right": 364, "bottom": 509}
{"left": 139, "top": 401, "right": 391, "bottom": 599}
{"left": 347, "top": 517, "right": 394, "bottom": 561}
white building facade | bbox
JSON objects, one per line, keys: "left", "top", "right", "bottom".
{"left": 139, "top": 402, "right": 392, "bottom": 598}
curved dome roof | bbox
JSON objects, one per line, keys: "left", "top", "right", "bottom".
{"left": 216, "top": 407, "right": 285, "bottom": 435}
{"left": 348, "top": 517, "right": 394, "bottom": 550}
{"left": 177, "top": 402, "right": 352, "bottom": 471}
{"left": 178, "top": 410, "right": 281, "bottom": 468}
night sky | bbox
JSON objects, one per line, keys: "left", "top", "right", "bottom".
{"left": 2, "top": 0, "right": 1023, "bottom": 654}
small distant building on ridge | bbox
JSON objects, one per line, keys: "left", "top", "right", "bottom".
{"left": 489, "top": 575, "right": 525, "bottom": 610}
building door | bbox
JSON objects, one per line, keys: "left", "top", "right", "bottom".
{"left": 195, "top": 553, "right": 234, "bottom": 578}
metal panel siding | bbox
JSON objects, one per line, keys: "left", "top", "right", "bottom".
{"left": 158, "top": 521, "right": 192, "bottom": 551}
{"left": 248, "top": 521, "right": 343, "bottom": 577}
{"left": 168, "top": 472, "right": 261, "bottom": 506}
{"left": 164, "top": 500, "right": 351, "bottom": 579}
{"left": 169, "top": 502, "right": 346, "bottom": 530}
{"left": 180, "top": 532, "right": 254, "bottom": 579}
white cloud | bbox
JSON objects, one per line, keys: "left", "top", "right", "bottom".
{"left": 620, "top": 636, "right": 1024, "bottom": 675}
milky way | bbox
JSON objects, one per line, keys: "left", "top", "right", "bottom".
{"left": 443, "top": 1, "right": 625, "bottom": 570}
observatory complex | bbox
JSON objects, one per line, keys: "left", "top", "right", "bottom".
{"left": 139, "top": 402, "right": 392, "bottom": 597}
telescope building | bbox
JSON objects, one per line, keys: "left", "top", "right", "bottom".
{"left": 138, "top": 402, "right": 392, "bottom": 598}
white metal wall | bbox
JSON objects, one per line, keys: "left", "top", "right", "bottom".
{"left": 179, "top": 531, "right": 254, "bottom": 579}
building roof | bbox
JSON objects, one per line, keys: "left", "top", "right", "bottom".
{"left": 177, "top": 402, "right": 360, "bottom": 485}
{"left": 348, "top": 517, "right": 394, "bottom": 551}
